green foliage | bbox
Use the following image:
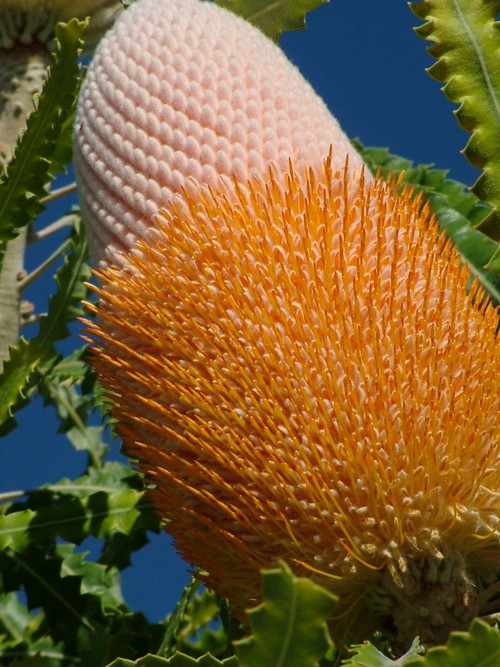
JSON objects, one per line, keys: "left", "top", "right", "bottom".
{"left": 0, "top": 19, "right": 87, "bottom": 268}
{"left": 234, "top": 562, "right": 337, "bottom": 667}
{"left": 38, "top": 361, "right": 109, "bottom": 467}
{"left": 354, "top": 141, "right": 500, "bottom": 304}
{"left": 409, "top": 0, "right": 500, "bottom": 244}
{"left": 0, "top": 479, "right": 157, "bottom": 555}
{"left": 173, "top": 589, "right": 229, "bottom": 658}
{"left": 0, "top": 218, "right": 91, "bottom": 433}
{"left": 157, "top": 578, "right": 203, "bottom": 657}
{"left": 342, "top": 637, "right": 422, "bottom": 666}
{"left": 215, "top": 0, "right": 327, "bottom": 43}
{"left": 107, "top": 653, "right": 238, "bottom": 666}
{"left": 404, "top": 619, "right": 500, "bottom": 666}
{"left": 0, "top": 460, "right": 164, "bottom": 666}
{"left": 0, "top": 337, "right": 40, "bottom": 432}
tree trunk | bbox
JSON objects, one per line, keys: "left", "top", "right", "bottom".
{"left": 0, "top": 44, "right": 50, "bottom": 368}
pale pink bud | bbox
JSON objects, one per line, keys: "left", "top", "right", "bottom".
{"left": 74, "top": 0, "right": 368, "bottom": 264}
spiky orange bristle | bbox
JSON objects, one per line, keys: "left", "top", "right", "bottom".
{"left": 84, "top": 160, "right": 500, "bottom": 647}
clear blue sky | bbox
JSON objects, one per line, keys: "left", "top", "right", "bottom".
{"left": 1, "top": 0, "right": 477, "bottom": 622}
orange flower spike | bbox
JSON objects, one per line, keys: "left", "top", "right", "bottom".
{"left": 85, "top": 160, "right": 500, "bottom": 649}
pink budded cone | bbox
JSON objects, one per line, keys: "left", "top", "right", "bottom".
{"left": 74, "top": 0, "right": 368, "bottom": 264}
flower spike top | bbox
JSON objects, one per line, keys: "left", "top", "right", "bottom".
{"left": 73, "top": 0, "right": 367, "bottom": 264}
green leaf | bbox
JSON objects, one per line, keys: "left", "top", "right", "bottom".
{"left": 107, "top": 652, "right": 239, "bottom": 666}
{"left": 40, "top": 345, "right": 89, "bottom": 382}
{"left": 58, "top": 544, "right": 125, "bottom": 612}
{"left": 0, "top": 337, "right": 42, "bottom": 434}
{"left": 485, "top": 246, "right": 500, "bottom": 273}
{"left": 343, "top": 637, "right": 422, "bottom": 666}
{"left": 37, "top": 218, "right": 91, "bottom": 347}
{"left": 157, "top": 577, "right": 201, "bottom": 657}
{"left": 0, "top": 487, "right": 151, "bottom": 552}
{"left": 354, "top": 142, "right": 500, "bottom": 302}
{"left": 234, "top": 562, "right": 336, "bottom": 667}
{"left": 0, "top": 462, "right": 161, "bottom": 578}
{"left": 0, "top": 635, "right": 67, "bottom": 667}
{"left": 0, "top": 217, "right": 90, "bottom": 433}
{"left": 404, "top": 619, "right": 500, "bottom": 666}
{"left": 173, "top": 588, "right": 228, "bottom": 658}
{"left": 215, "top": 0, "right": 328, "bottom": 43}
{"left": 44, "top": 460, "right": 141, "bottom": 498}
{"left": 409, "top": 0, "right": 500, "bottom": 241}
{"left": 0, "top": 592, "right": 42, "bottom": 645}
{"left": 0, "top": 19, "right": 87, "bottom": 266}
{"left": 78, "top": 614, "right": 165, "bottom": 667}
{"left": 40, "top": 378, "right": 108, "bottom": 466}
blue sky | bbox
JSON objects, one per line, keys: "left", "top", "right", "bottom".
{"left": 1, "top": 0, "right": 478, "bottom": 622}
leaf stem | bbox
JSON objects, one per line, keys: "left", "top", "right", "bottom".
{"left": 41, "top": 180, "right": 77, "bottom": 204}
{"left": 0, "top": 489, "right": 26, "bottom": 502}
{"left": 17, "top": 238, "right": 71, "bottom": 292}
{"left": 28, "top": 213, "right": 77, "bottom": 242}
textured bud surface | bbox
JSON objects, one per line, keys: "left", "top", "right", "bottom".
{"left": 74, "top": 0, "right": 367, "bottom": 263}
{"left": 85, "top": 161, "right": 500, "bottom": 646}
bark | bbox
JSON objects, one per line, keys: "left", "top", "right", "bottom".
{"left": 0, "top": 44, "right": 50, "bottom": 368}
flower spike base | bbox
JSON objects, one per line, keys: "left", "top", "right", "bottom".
{"left": 84, "top": 159, "right": 500, "bottom": 648}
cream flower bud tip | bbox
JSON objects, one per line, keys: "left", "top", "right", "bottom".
{"left": 73, "top": 0, "right": 367, "bottom": 265}
{"left": 84, "top": 161, "right": 500, "bottom": 649}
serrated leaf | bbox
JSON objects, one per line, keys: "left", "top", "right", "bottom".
{"left": 485, "top": 243, "right": 500, "bottom": 273}
{"left": 39, "top": 345, "right": 88, "bottom": 381}
{"left": 0, "top": 508, "right": 35, "bottom": 552}
{"left": 78, "top": 614, "right": 165, "bottom": 667}
{"left": 0, "top": 592, "right": 40, "bottom": 645}
{"left": 404, "top": 619, "right": 500, "bottom": 666}
{"left": 179, "top": 588, "right": 220, "bottom": 639}
{"left": 342, "top": 637, "right": 422, "bottom": 666}
{"left": 234, "top": 561, "right": 336, "bottom": 667}
{"left": 0, "top": 635, "right": 67, "bottom": 666}
{"left": 0, "top": 19, "right": 87, "bottom": 266}
{"left": 157, "top": 577, "right": 201, "bottom": 657}
{"left": 107, "top": 652, "right": 238, "bottom": 666}
{"left": 0, "top": 544, "right": 95, "bottom": 637}
{"left": 45, "top": 461, "right": 140, "bottom": 498}
{"left": 173, "top": 588, "right": 227, "bottom": 658}
{"left": 0, "top": 488, "right": 150, "bottom": 552}
{"left": 38, "top": 217, "right": 91, "bottom": 345}
{"left": 40, "top": 379, "right": 108, "bottom": 464}
{"left": 0, "top": 337, "right": 42, "bottom": 434}
{"left": 0, "top": 218, "right": 90, "bottom": 432}
{"left": 58, "top": 544, "right": 125, "bottom": 611}
{"left": 409, "top": 0, "right": 500, "bottom": 240}
{"left": 354, "top": 142, "right": 500, "bottom": 301}
{"left": 215, "top": 0, "right": 327, "bottom": 43}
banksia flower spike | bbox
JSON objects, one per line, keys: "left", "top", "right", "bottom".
{"left": 85, "top": 164, "right": 500, "bottom": 648}
{"left": 73, "top": 0, "right": 367, "bottom": 264}
{"left": 76, "top": 0, "right": 500, "bottom": 652}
